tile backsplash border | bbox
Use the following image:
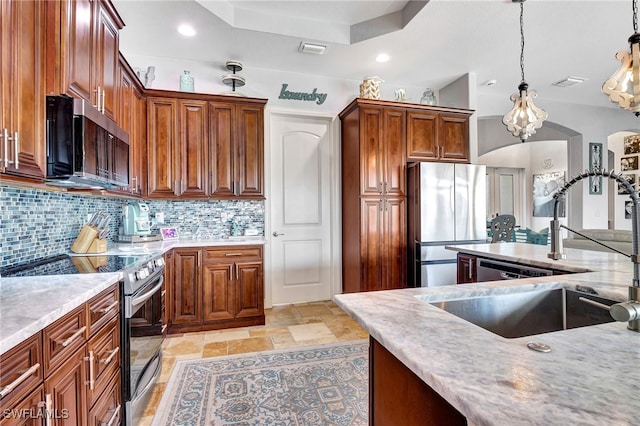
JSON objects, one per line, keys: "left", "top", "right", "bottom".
{"left": 0, "top": 184, "right": 264, "bottom": 269}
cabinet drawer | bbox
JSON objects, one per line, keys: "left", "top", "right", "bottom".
{"left": 0, "top": 384, "right": 45, "bottom": 426}
{"left": 87, "top": 284, "right": 120, "bottom": 337}
{"left": 43, "top": 305, "right": 87, "bottom": 375}
{"left": 204, "top": 246, "right": 263, "bottom": 262}
{"left": 86, "top": 315, "right": 120, "bottom": 409}
{"left": 0, "top": 334, "right": 43, "bottom": 411}
{"left": 88, "top": 371, "right": 121, "bottom": 426}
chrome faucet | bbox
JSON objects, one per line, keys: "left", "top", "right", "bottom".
{"left": 548, "top": 168, "right": 640, "bottom": 332}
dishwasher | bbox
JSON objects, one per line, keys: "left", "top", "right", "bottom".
{"left": 476, "top": 258, "right": 555, "bottom": 282}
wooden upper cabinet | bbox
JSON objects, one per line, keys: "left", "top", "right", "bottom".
{"left": 0, "top": 0, "right": 47, "bottom": 180}
{"left": 406, "top": 110, "right": 438, "bottom": 160}
{"left": 60, "top": 0, "right": 123, "bottom": 120}
{"left": 236, "top": 105, "right": 264, "bottom": 197}
{"left": 360, "top": 107, "right": 405, "bottom": 196}
{"left": 147, "top": 97, "right": 179, "bottom": 198}
{"left": 407, "top": 108, "right": 471, "bottom": 163}
{"left": 179, "top": 100, "right": 209, "bottom": 197}
{"left": 147, "top": 97, "right": 209, "bottom": 198}
{"left": 210, "top": 102, "right": 264, "bottom": 198}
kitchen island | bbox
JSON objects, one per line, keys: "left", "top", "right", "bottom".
{"left": 334, "top": 243, "right": 640, "bottom": 425}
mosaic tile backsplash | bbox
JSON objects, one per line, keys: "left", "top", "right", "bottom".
{"left": 0, "top": 185, "right": 264, "bottom": 269}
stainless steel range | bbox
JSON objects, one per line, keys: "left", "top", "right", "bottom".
{"left": 1, "top": 251, "right": 166, "bottom": 426}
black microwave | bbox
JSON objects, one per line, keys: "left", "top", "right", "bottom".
{"left": 46, "top": 95, "right": 129, "bottom": 189}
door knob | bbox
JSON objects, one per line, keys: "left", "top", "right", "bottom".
{"left": 272, "top": 232, "right": 285, "bottom": 237}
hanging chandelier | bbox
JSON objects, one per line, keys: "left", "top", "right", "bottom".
{"left": 502, "top": 0, "right": 548, "bottom": 142}
{"left": 602, "top": 0, "right": 640, "bottom": 116}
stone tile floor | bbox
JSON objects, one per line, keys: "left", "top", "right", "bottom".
{"left": 138, "top": 300, "right": 368, "bottom": 425}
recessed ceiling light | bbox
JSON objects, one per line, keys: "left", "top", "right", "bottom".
{"left": 177, "top": 24, "right": 196, "bottom": 37}
{"left": 552, "top": 76, "right": 587, "bottom": 88}
{"left": 376, "top": 53, "right": 390, "bottom": 63}
{"left": 298, "top": 42, "right": 327, "bottom": 55}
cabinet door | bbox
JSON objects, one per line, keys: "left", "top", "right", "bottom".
{"left": 0, "top": 0, "right": 46, "bottom": 179}
{"left": 172, "top": 249, "right": 201, "bottom": 325}
{"left": 209, "top": 102, "right": 235, "bottom": 197}
{"left": 382, "top": 109, "right": 405, "bottom": 196}
{"left": 382, "top": 197, "right": 406, "bottom": 290}
{"left": 164, "top": 251, "right": 173, "bottom": 329}
{"left": 202, "top": 263, "right": 235, "bottom": 322}
{"left": 94, "top": 3, "right": 119, "bottom": 120}
{"left": 0, "top": 333, "right": 43, "bottom": 411}
{"left": 44, "top": 347, "right": 88, "bottom": 426}
{"left": 61, "top": 0, "right": 93, "bottom": 103}
{"left": 132, "top": 88, "right": 146, "bottom": 195}
{"left": 179, "top": 100, "right": 209, "bottom": 197}
{"left": 147, "top": 98, "right": 179, "bottom": 197}
{"left": 457, "top": 253, "right": 476, "bottom": 284}
{"left": 406, "top": 110, "right": 438, "bottom": 160}
{"left": 236, "top": 105, "right": 264, "bottom": 197}
{"left": 360, "top": 198, "right": 383, "bottom": 291}
{"left": 0, "top": 385, "right": 45, "bottom": 426}
{"left": 235, "top": 261, "right": 264, "bottom": 318}
{"left": 360, "top": 108, "right": 383, "bottom": 196}
{"left": 438, "top": 113, "right": 470, "bottom": 162}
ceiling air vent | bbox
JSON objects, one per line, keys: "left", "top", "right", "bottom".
{"left": 298, "top": 42, "right": 327, "bottom": 55}
{"left": 552, "top": 76, "right": 586, "bottom": 88}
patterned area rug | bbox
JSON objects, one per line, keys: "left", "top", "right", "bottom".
{"left": 152, "top": 340, "right": 369, "bottom": 426}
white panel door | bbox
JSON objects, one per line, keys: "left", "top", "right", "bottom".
{"left": 270, "top": 113, "right": 333, "bottom": 304}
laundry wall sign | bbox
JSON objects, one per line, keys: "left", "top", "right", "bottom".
{"left": 278, "top": 84, "right": 327, "bottom": 105}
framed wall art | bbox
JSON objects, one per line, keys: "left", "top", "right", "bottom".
{"left": 589, "top": 142, "right": 602, "bottom": 195}
{"left": 532, "top": 171, "right": 566, "bottom": 217}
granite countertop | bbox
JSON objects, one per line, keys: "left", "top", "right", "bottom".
{"left": 0, "top": 236, "right": 266, "bottom": 356}
{"left": 334, "top": 243, "right": 640, "bottom": 426}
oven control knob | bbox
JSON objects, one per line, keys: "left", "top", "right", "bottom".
{"left": 155, "top": 258, "right": 164, "bottom": 267}
{"left": 135, "top": 270, "right": 142, "bottom": 280}
{"left": 129, "top": 272, "right": 136, "bottom": 282}
{"left": 147, "top": 261, "right": 155, "bottom": 271}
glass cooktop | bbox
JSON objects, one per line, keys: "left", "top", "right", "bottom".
{"left": 1, "top": 254, "right": 151, "bottom": 278}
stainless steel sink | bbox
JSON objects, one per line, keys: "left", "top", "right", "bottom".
{"left": 430, "top": 288, "right": 617, "bottom": 338}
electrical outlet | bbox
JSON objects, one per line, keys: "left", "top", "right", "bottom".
{"left": 156, "top": 212, "right": 165, "bottom": 224}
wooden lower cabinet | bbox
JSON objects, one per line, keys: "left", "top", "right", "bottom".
{"left": 0, "top": 284, "right": 121, "bottom": 426}
{"left": 457, "top": 253, "right": 477, "bottom": 284}
{"left": 169, "top": 245, "right": 265, "bottom": 333}
{"left": 369, "top": 337, "right": 466, "bottom": 426}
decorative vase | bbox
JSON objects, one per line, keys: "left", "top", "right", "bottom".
{"left": 359, "top": 76, "right": 383, "bottom": 100}
{"left": 179, "top": 70, "right": 194, "bottom": 92}
{"left": 420, "top": 88, "right": 437, "bottom": 105}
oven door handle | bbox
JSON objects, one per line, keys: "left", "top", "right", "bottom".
{"left": 131, "top": 277, "right": 164, "bottom": 312}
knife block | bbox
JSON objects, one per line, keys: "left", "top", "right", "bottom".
{"left": 71, "top": 225, "right": 106, "bottom": 254}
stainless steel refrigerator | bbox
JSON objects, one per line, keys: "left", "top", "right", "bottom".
{"left": 407, "top": 162, "right": 487, "bottom": 287}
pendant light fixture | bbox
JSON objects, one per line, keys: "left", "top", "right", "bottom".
{"left": 602, "top": 0, "right": 640, "bottom": 116}
{"left": 502, "top": 0, "right": 548, "bottom": 142}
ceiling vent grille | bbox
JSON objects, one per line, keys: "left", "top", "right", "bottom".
{"left": 552, "top": 76, "right": 586, "bottom": 88}
{"left": 298, "top": 42, "right": 327, "bottom": 55}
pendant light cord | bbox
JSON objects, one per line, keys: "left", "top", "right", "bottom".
{"left": 520, "top": 1, "right": 526, "bottom": 83}
{"left": 634, "top": 0, "right": 638, "bottom": 34}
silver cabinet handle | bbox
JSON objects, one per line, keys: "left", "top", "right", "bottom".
{"left": 101, "top": 404, "right": 121, "bottom": 426}
{"left": 235, "top": 264, "right": 239, "bottom": 281}
{"left": 468, "top": 261, "right": 473, "bottom": 280}
{"left": 95, "top": 86, "right": 102, "bottom": 111}
{"left": 12, "top": 132, "right": 18, "bottom": 169}
{"left": 61, "top": 325, "right": 87, "bottom": 347}
{"left": 0, "top": 363, "right": 40, "bottom": 399}
{"left": 85, "top": 350, "right": 95, "bottom": 390}
{"left": 102, "top": 89, "right": 106, "bottom": 114}
{"left": 44, "top": 393, "right": 53, "bottom": 426}
{"left": 272, "top": 232, "right": 285, "bottom": 237}
{"left": 225, "top": 253, "right": 243, "bottom": 257}
{"left": 97, "top": 300, "right": 118, "bottom": 315}
{"left": 131, "top": 176, "right": 138, "bottom": 193}
{"left": 100, "top": 347, "right": 119, "bottom": 365}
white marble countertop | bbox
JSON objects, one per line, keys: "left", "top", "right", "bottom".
{"left": 334, "top": 243, "right": 640, "bottom": 426}
{"left": 0, "top": 236, "right": 266, "bottom": 356}
{"left": 0, "top": 273, "right": 122, "bottom": 355}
